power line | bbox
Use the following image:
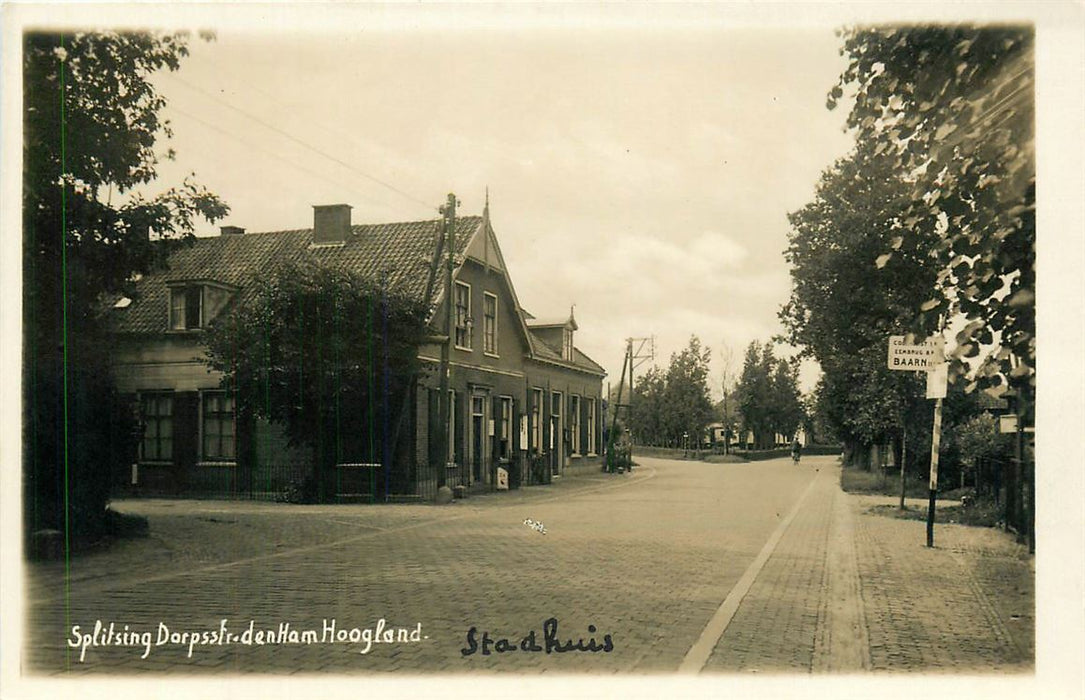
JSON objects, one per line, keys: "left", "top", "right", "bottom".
{"left": 160, "top": 72, "right": 438, "bottom": 213}
{"left": 167, "top": 103, "right": 403, "bottom": 214}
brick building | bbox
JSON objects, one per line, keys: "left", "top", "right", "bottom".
{"left": 109, "top": 201, "right": 606, "bottom": 500}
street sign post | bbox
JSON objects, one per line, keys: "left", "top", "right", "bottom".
{"left": 887, "top": 335, "right": 946, "bottom": 547}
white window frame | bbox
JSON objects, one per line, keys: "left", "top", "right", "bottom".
{"left": 454, "top": 281, "right": 472, "bottom": 350}
{"left": 199, "top": 390, "right": 237, "bottom": 465}
{"left": 562, "top": 328, "right": 573, "bottom": 361}
{"left": 139, "top": 392, "right": 174, "bottom": 463}
{"left": 550, "top": 390, "right": 563, "bottom": 450}
{"left": 497, "top": 395, "right": 513, "bottom": 460}
{"left": 531, "top": 388, "right": 543, "bottom": 454}
{"left": 169, "top": 286, "right": 203, "bottom": 330}
{"left": 587, "top": 398, "right": 597, "bottom": 456}
{"left": 570, "top": 394, "right": 581, "bottom": 455}
{"left": 483, "top": 291, "right": 498, "bottom": 357}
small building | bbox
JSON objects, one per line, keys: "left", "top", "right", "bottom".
{"left": 109, "top": 201, "right": 605, "bottom": 500}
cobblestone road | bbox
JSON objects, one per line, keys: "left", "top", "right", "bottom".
{"left": 23, "top": 455, "right": 1032, "bottom": 676}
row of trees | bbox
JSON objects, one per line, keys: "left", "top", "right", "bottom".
{"left": 780, "top": 26, "right": 1034, "bottom": 503}
{"left": 625, "top": 336, "right": 714, "bottom": 449}
{"left": 623, "top": 335, "right": 806, "bottom": 453}
{"left": 733, "top": 341, "right": 804, "bottom": 450}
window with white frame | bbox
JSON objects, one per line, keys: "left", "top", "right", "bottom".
{"left": 498, "top": 396, "right": 512, "bottom": 459}
{"left": 483, "top": 292, "right": 498, "bottom": 355}
{"left": 562, "top": 328, "right": 573, "bottom": 361}
{"left": 531, "top": 388, "right": 543, "bottom": 453}
{"left": 454, "top": 282, "right": 472, "bottom": 349}
{"left": 587, "top": 398, "right": 597, "bottom": 455}
{"left": 570, "top": 395, "right": 581, "bottom": 455}
{"left": 550, "top": 391, "right": 563, "bottom": 450}
{"left": 140, "top": 393, "right": 173, "bottom": 462}
{"left": 170, "top": 286, "right": 203, "bottom": 330}
{"left": 201, "top": 391, "right": 236, "bottom": 461}
{"left": 169, "top": 283, "right": 232, "bottom": 330}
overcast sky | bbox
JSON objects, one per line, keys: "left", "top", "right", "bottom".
{"left": 140, "top": 16, "right": 860, "bottom": 397}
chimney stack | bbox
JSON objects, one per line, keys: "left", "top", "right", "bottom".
{"left": 220, "top": 225, "right": 245, "bottom": 236}
{"left": 312, "top": 204, "right": 353, "bottom": 245}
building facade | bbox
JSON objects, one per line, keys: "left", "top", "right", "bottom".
{"left": 109, "top": 202, "right": 605, "bottom": 500}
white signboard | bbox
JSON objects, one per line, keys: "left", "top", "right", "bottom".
{"left": 926, "top": 363, "right": 948, "bottom": 399}
{"left": 887, "top": 335, "right": 945, "bottom": 371}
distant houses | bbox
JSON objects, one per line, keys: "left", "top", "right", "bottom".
{"left": 109, "top": 201, "right": 605, "bottom": 501}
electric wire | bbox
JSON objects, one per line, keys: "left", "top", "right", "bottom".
{"left": 167, "top": 103, "right": 398, "bottom": 215}
{"left": 159, "top": 71, "right": 439, "bottom": 214}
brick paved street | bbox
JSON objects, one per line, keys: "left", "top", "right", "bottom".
{"left": 23, "top": 455, "right": 1032, "bottom": 676}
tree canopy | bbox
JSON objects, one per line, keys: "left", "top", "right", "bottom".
{"left": 735, "top": 341, "right": 804, "bottom": 450}
{"left": 629, "top": 336, "right": 714, "bottom": 448}
{"left": 781, "top": 142, "right": 937, "bottom": 458}
{"left": 23, "top": 31, "right": 228, "bottom": 543}
{"left": 830, "top": 25, "right": 1035, "bottom": 396}
{"left": 204, "top": 259, "right": 430, "bottom": 501}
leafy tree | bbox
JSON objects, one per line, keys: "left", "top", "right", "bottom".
{"left": 663, "top": 336, "right": 714, "bottom": 449}
{"left": 204, "top": 259, "right": 429, "bottom": 502}
{"left": 781, "top": 140, "right": 941, "bottom": 465}
{"left": 23, "top": 32, "right": 227, "bottom": 546}
{"left": 952, "top": 413, "right": 1013, "bottom": 493}
{"left": 814, "top": 348, "right": 926, "bottom": 469}
{"left": 736, "top": 341, "right": 777, "bottom": 449}
{"left": 734, "top": 341, "right": 808, "bottom": 450}
{"left": 829, "top": 25, "right": 1035, "bottom": 398}
{"left": 714, "top": 343, "right": 740, "bottom": 452}
{"left": 781, "top": 143, "right": 940, "bottom": 358}
{"left": 768, "top": 358, "right": 805, "bottom": 442}
{"left": 629, "top": 366, "right": 667, "bottom": 446}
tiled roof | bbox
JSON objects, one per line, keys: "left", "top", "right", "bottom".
{"left": 527, "top": 330, "right": 606, "bottom": 376}
{"left": 573, "top": 348, "right": 606, "bottom": 374}
{"left": 111, "top": 217, "right": 480, "bottom": 335}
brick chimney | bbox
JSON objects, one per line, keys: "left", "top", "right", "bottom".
{"left": 312, "top": 204, "right": 353, "bottom": 245}
{"left": 220, "top": 225, "right": 245, "bottom": 236}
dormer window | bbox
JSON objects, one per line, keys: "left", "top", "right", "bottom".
{"left": 170, "top": 286, "right": 202, "bottom": 329}
{"left": 563, "top": 328, "right": 573, "bottom": 361}
{"left": 168, "top": 281, "right": 234, "bottom": 330}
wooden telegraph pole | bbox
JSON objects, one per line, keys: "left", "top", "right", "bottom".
{"left": 437, "top": 193, "right": 458, "bottom": 488}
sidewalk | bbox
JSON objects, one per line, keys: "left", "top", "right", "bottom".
{"left": 851, "top": 493, "right": 1034, "bottom": 671}
{"left": 703, "top": 463, "right": 1033, "bottom": 673}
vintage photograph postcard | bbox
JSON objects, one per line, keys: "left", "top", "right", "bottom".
{"left": 3, "top": 2, "right": 1082, "bottom": 698}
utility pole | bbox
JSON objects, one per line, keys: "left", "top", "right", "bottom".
{"left": 627, "top": 336, "right": 654, "bottom": 440}
{"left": 436, "top": 193, "right": 458, "bottom": 488}
{"left": 605, "top": 337, "right": 653, "bottom": 473}
{"left": 606, "top": 344, "right": 629, "bottom": 474}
